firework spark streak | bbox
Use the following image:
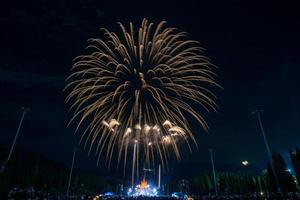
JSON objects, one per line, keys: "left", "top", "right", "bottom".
{"left": 65, "top": 18, "right": 219, "bottom": 172}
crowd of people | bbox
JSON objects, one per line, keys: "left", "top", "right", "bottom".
{"left": 99, "top": 193, "right": 300, "bottom": 200}
{"left": 5, "top": 186, "right": 300, "bottom": 200}
{"left": 101, "top": 193, "right": 300, "bottom": 200}
{"left": 193, "top": 193, "right": 300, "bottom": 200}
{"left": 6, "top": 186, "right": 67, "bottom": 200}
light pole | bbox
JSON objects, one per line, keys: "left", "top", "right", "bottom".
{"left": 209, "top": 148, "right": 218, "bottom": 196}
{"left": 131, "top": 141, "right": 137, "bottom": 187}
{"left": 252, "top": 109, "right": 280, "bottom": 192}
{"left": 1, "top": 107, "right": 29, "bottom": 173}
{"left": 66, "top": 147, "right": 78, "bottom": 197}
{"left": 158, "top": 164, "right": 161, "bottom": 189}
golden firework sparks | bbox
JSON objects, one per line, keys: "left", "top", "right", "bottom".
{"left": 65, "top": 18, "right": 219, "bottom": 172}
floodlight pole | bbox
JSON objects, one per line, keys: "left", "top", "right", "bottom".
{"left": 252, "top": 109, "right": 280, "bottom": 192}
{"left": 131, "top": 141, "right": 137, "bottom": 187}
{"left": 209, "top": 148, "right": 218, "bottom": 196}
{"left": 0, "top": 107, "right": 29, "bottom": 173}
{"left": 158, "top": 164, "right": 161, "bottom": 188}
{"left": 66, "top": 147, "right": 78, "bottom": 197}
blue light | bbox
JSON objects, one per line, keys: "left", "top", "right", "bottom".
{"left": 104, "top": 192, "right": 113, "bottom": 196}
{"left": 172, "top": 192, "right": 185, "bottom": 198}
{"left": 127, "top": 183, "right": 158, "bottom": 196}
{"left": 172, "top": 193, "right": 179, "bottom": 198}
{"left": 286, "top": 168, "right": 292, "bottom": 173}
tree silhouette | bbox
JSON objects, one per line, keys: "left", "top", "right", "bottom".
{"left": 290, "top": 147, "right": 300, "bottom": 185}
{"left": 273, "top": 153, "right": 297, "bottom": 192}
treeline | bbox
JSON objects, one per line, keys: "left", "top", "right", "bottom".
{"left": 1, "top": 145, "right": 300, "bottom": 195}
{"left": 0, "top": 146, "right": 122, "bottom": 195}
{"left": 188, "top": 148, "right": 300, "bottom": 194}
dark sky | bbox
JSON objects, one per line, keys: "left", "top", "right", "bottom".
{"left": 0, "top": 0, "right": 299, "bottom": 177}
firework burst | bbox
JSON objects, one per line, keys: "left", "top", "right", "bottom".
{"left": 65, "top": 18, "right": 219, "bottom": 171}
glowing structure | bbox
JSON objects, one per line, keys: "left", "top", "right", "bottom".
{"left": 65, "top": 18, "right": 219, "bottom": 172}
{"left": 128, "top": 177, "right": 158, "bottom": 196}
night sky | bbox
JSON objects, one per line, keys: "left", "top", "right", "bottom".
{"left": 0, "top": 0, "right": 299, "bottom": 177}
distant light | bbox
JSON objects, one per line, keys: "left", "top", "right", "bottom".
{"left": 104, "top": 192, "right": 113, "bottom": 196}
{"left": 172, "top": 193, "right": 179, "bottom": 198}
{"left": 260, "top": 192, "right": 264, "bottom": 196}
{"left": 153, "top": 188, "right": 157, "bottom": 193}
{"left": 286, "top": 168, "right": 292, "bottom": 173}
{"left": 242, "top": 160, "right": 249, "bottom": 166}
{"left": 93, "top": 195, "right": 100, "bottom": 200}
